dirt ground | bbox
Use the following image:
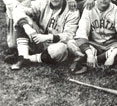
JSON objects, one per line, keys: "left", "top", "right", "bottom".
{"left": 0, "top": 1, "right": 117, "bottom": 106}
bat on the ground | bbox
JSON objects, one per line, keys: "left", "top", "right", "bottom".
{"left": 68, "top": 78, "right": 117, "bottom": 95}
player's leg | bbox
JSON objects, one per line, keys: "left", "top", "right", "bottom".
{"left": 104, "top": 47, "right": 117, "bottom": 66}
{"left": 95, "top": 47, "right": 117, "bottom": 69}
{"left": 28, "top": 42, "right": 68, "bottom": 64}
{"left": 94, "top": 41, "right": 117, "bottom": 68}
{"left": 67, "top": 39, "right": 87, "bottom": 74}
{"left": 11, "top": 26, "right": 30, "bottom": 70}
{"left": 101, "top": 41, "right": 117, "bottom": 67}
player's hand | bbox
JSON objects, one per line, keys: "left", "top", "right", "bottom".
{"left": 32, "top": 34, "right": 53, "bottom": 44}
{"left": 87, "top": 54, "right": 96, "bottom": 68}
{"left": 85, "top": 49, "right": 97, "bottom": 68}
{"left": 68, "top": 0, "right": 77, "bottom": 11}
{"left": 84, "top": 0, "right": 95, "bottom": 10}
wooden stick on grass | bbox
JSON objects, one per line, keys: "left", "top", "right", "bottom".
{"left": 68, "top": 78, "right": 117, "bottom": 95}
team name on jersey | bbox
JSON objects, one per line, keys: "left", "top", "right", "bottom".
{"left": 91, "top": 18, "right": 115, "bottom": 31}
{"left": 48, "top": 17, "right": 58, "bottom": 30}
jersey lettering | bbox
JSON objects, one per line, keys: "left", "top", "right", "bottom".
{"left": 91, "top": 18, "right": 115, "bottom": 31}
{"left": 48, "top": 17, "right": 57, "bottom": 30}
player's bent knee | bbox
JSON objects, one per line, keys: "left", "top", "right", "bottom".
{"left": 48, "top": 43, "right": 68, "bottom": 62}
{"left": 48, "top": 43, "right": 67, "bottom": 58}
{"left": 67, "top": 40, "right": 80, "bottom": 55}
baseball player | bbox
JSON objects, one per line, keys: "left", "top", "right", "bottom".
{"left": 11, "top": 0, "right": 80, "bottom": 70}
{"left": 3, "top": 0, "right": 31, "bottom": 63}
{"left": 68, "top": 0, "right": 117, "bottom": 74}
{"left": 3, "top": 0, "right": 68, "bottom": 56}
{"left": 3, "top": 0, "right": 94, "bottom": 64}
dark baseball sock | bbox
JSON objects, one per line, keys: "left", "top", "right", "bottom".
{"left": 97, "top": 52, "right": 106, "bottom": 64}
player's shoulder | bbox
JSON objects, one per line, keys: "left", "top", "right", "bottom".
{"left": 110, "top": 2, "right": 117, "bottom": 12}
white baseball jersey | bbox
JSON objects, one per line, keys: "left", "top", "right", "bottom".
{"left": 75, "top": 1, "right": 117, "bottom": 43}
{"left": 13, "top": 0, "right": 80, "bottom": 43}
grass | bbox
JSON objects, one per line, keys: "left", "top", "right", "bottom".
{"left": 0, "top": 1, "right": 117, "bottom": 106}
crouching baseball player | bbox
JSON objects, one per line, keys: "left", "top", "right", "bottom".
{"left": 68, "top": 0, "right": 117, "bottom": 74}
{"left": 11, "top": 0, "right": 80, "bottom": 70}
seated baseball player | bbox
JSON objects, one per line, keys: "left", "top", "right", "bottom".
{"left": 11, "top": 0, "right": 80, "bottom": 70}
{"left": 68, "top": 0, "right": 117, "bottom": 74}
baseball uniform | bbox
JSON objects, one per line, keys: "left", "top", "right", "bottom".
{"left": 13, "top": 0, "right": 80, "bottom": 64}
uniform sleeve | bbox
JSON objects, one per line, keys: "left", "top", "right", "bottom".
{"left": 13, "top": 0, "right": 46, "bottom": 26}
{"left": 58, "top": 10, "right": 80, "bottom": 43}
{"left": 74, "top": 8, "right": 91, "bottom": 52}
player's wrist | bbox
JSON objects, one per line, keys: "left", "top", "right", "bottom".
{"left": 48, "top": 34, "right": 53, "bottom": 41}
{"left": 85, "top": 49, "right": 94, "bottom": 57}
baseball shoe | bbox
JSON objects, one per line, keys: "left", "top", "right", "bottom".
{"left": 4, "top": 48, "right": 18, "bottom": 55}
{"left": 10, "top": 56, "right": 30, "bottom": 70}
{"left": 4, "top": 53, "right": 18, "bottom": 64}
{"left": 69, "top": 57, "right": 87, "bottom": 75}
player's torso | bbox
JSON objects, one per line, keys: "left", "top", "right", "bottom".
{"left": 89, "top": 3, "right": 117, "bottom": 43}
{"left": 36, "top": 0, "right": 69, "bottom": 35}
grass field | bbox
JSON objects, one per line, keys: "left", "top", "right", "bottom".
{"left": 0, "top": 1, "right": 117, "bottom": 106}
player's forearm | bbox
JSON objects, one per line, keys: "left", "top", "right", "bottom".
{"left": 23, "top": 24, "right": 32, "bottom": 31}
{"left": 75, "top": 38, "right": 90, "bottom": 53}
{"left": 23, "top": 24, "right": 37, "bottom": 42}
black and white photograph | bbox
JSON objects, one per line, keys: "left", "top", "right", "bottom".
{"left": 0, "top": 0, "right": 117, "bottom": 105}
